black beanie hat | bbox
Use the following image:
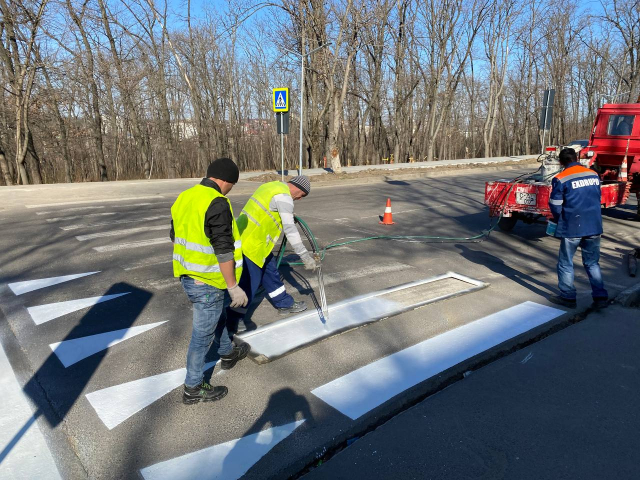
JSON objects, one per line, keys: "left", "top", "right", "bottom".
{"left": 206, "top": 157, "right": 239, "bottom": 183}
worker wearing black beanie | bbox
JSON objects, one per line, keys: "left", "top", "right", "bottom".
{"left": 206, "top": 157, "right": 240, "bottom": 184}
{"left": 170, "top": 156, "right": 250, "bottom": 404}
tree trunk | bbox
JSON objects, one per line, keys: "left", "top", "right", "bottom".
{"left": 0, "top": 144, "right": 12, "bottom": 186}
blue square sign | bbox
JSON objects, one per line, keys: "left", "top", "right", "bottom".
{"left": 273, "top": 88, "right": 289, "bottom": 112}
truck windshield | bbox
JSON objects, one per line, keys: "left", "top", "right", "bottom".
{"left": 607, "top": 115, "right": 635, "bottom": 136}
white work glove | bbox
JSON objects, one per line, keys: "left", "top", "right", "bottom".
{"left": 301, "top": 253, "right": 318, "bottom": 271}
{"left": 228, "top": 284, "right": 248, "bottom": 308}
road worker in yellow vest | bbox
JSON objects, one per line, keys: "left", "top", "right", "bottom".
{"left": 170, "top": 158, "right": 251, "bottom": 405}
{"left": 226, "top": 176, "right": 317, "bottom": 335}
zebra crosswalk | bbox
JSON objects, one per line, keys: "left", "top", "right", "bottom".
{"left": 0, "top": 197, "right": 575, "bottom": 479}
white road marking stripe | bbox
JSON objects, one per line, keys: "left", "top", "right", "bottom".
{"left": 36, "top": 206, "right": 106, "bottom": 215}
{"left": 50, "top": 321, "right": 167, "bottom": 368}
{"left": 36, "top": 202, "right": 155, "bottom": 216}
{"left": 8, "top": 271, "right": 99, "bottom": 296}
{"left": 0, "top": 343, "right": 62, "bottom": 479}
{"left": 26, "top": 195, "right": 164, "bottom": 208}
{"left": 46, "top": 212, "right": 116, "bottom": 222}
{"left": 139, "top": 420, "right": 305, "bottom": 480}
{"left": 311, "top": 301, "right": 565, "bottom": 420}
{"left": 61, "top": 215, "right": 170, "bottom": 231}
{"left": 86, "top": 362, "right": 220, "bottom": 429}
{"left": 241, "top": 296, "right": 401, "bottom": 360}
{"left": 27, "top": 293, "right": 130, "bottom": 325}
{"left": 76, "top": 225, "right": 167, "bottom": 241}
{"left": 241, "top": 273, "right": 486, "bottom": 361}
{"left": 123, "top": 256, "right": 172, "bottom": 271}
{"left": 93, "top": 238, "right": 171, "bottom": 252}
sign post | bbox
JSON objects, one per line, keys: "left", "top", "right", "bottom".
{"left": 539, "top": 88, "right": 555, "bottom": 153}
{"left": 273, "top": 88, "right": 289, "bottom": 181}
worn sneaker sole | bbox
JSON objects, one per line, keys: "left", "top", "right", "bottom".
{"left": 182, "top": 388, "right": 228, "bottom": 405}
{"left": 277, "top": 305, "right": 308, "bottom": 315}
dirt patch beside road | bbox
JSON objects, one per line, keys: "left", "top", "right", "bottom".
{"left": 247, "top": 159, "right": 540, "bottom": 184}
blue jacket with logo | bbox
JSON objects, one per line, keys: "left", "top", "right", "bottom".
{"left": 549, "top": 162, "right": 603, "bottom": 238}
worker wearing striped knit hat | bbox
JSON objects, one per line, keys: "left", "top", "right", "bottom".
{"left": 227, "top": 176, "right": 316, "bottom": 334}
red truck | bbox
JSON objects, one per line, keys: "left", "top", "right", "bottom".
{"left": 485, "top": 103, "right": 640, "bottom": 231}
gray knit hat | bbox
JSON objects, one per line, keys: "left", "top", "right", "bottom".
{"left": 288, "top": 175, "right": 311, "bottom": 195}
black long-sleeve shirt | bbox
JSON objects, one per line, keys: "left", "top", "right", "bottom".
{"left": 170, "top": 178, "right": 235, "bottom": 263}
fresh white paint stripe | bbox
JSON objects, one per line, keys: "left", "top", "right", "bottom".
{"left": 240, "top": 297, "right": 402, "bottom": 359}
{"left": 50, "top": 321, "right": 167, "bottom": 368}
{"left": 311, "top": 301, "right": 565, "bottom": 420}
{"left": 76, "top": 225, "right": 167, "bottom": 241}
{"left": 140, "top": 420, "right": 305, "bottom": 480}
{"left": 61, "top": 215, "right": 170, "bottom": 231}
{"left": 0, "top": 343, "right": 62, "bottom": 479}
{"left": 26, "top": 195, "right": 164, "bottom": 208}
{"left": 87, "top": 361, "right": 219, "bottom": 429}
{"left": 46, "top": 212, "right": 116, "bottom": 222}
{"left": 27, "top": 293, "right": 129, "bottom": 325}
{"left": 8, "top": 271, "right": 99, "bottom": 296}
{"left": 36, "top": 206, "right": 106, "bottom": 215}
{"left": 93, "top": 237, "right": 171, "bottom": 252}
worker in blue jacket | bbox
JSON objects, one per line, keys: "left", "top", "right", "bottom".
{"left": 548, "top": 148, "right": 608, "bottom": 309}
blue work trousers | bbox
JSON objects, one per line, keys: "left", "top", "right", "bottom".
{"left": 181, "top": 276, "right": 234, "bottom": 388}
{"left": 557, "top": 235, "right": 608, "bottom": 301}
{"left": 226, "top": 253, "right": 293, "bottom": 334}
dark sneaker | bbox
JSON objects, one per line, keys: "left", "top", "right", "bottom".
{"left": 220, "top": 343, "right": 251, "bottom": 370}
{"left": 548, "top": 295, "right": 577, "bottom": 308}
{"left": 591, "top": 298, "right": 609, "bottom": 310}
{"left": 277, "top": 301, "right": 308, "bottom": 315}
{"left": 183, "top": 381, "right": 228, "bottom": 405}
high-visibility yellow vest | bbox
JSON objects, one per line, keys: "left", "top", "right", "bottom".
{"left": 171, "top": 184, "right": 242, "bottom": 288}
{"left": 236, "top": 181, "right": 290, "bottom": 267}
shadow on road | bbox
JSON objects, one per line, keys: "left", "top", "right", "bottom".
{"left": 456, "top": 244, "right": 553, "bottom": 298}
{"left": 224, "top": 387, "right": 313, "bottom": 477}
{"left": 0, "top": 283, "right": 152, "bottom": 465}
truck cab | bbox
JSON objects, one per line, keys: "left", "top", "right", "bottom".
{"left": 581, "top": 103, "right": 640, "bottom": 194}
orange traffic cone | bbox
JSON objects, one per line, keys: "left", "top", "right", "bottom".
{"left": 379, "top": 198, "right": 395, "bottom": 225}
{"left": 619, "top": 139, "right": 630, "bottom": 181}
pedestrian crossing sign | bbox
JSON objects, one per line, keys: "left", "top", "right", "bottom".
{"left": 272, "top": 88, "right": 289, "bottom": 112}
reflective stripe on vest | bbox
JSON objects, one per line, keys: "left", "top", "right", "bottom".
{"left": 237, "top": 181, "right": 290, "bottom": 268}
{"left": 171, "top": 184, "right": 243, "bottom": 288}
{"left": 172, "top": 254, "right": 244, "bottom": 274}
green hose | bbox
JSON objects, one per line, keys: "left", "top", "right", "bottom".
{"left": 276, "top": 169, "right": 536, "bottom": 267}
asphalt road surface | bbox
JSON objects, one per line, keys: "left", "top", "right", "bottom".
{"left": 0, "top": 168, "right": 638, "bottom": 479}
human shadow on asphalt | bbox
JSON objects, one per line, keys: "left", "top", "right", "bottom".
{"left": 455, "top": 244, "right": 552, "bottom": 298}
{"left": 223, "top": 387, "right": 313, "bottom": 478}
{"left": 602, "top": 207, "right": 639, "bottom": 222}
{"left": 0, "top": 283, "right": 152, "bottom": 464}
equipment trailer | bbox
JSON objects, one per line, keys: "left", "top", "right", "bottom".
{"left": 485, "top": 103, "right": 640, "bottom": 231}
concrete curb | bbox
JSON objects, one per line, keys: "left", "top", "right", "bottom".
{"left": 616, "top": 281, "right": 640, "bottom": 307}
{"left": 270, "top": 163, "right": 540, "bottom": 192}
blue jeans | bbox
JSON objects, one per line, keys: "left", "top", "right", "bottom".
{"left": 181, "top": 276, "right": 234, "bottom": 387}
{"left": 226, "top": 254, "right": 294, "bottom": 335}
{"left": 557, "top": 236, "right": 608, "bottom": 301}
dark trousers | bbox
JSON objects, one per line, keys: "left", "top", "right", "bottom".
{"left": 226, "top": 253, "right": 293, "bottom": 335}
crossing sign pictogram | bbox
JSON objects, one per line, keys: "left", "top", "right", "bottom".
{"left": 272, "top": 88, "right": 289, "bottom": 112}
